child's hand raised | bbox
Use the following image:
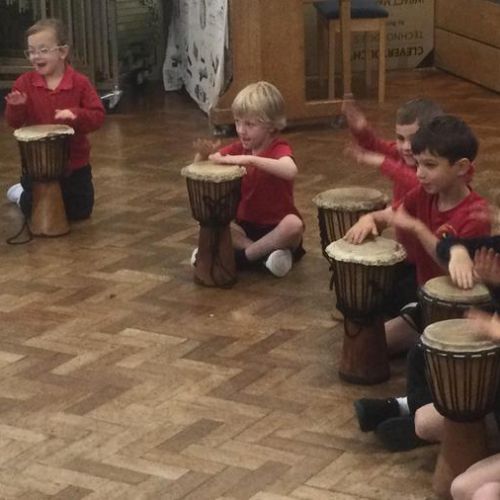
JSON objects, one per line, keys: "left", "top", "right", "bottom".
{"left": 448, "top": 245, "right": 475, "bottom": 289}
{"left": 193, "top": 138, "right": 221, "bottom": 162}
{"left": 467, "top": 308, "right": 500, "bottom": 343}
{"left": 5, "top": 90, "right": 27, "bottom": 106}
{"left": 344, "top": 143, "right": 384, "bottom": 168}
{"left": 474, "top": 247, "right": 500, "bottom": 287}
{"left": 342, "top": 99, "right": 367, "bottom": 132}
{"left": 55, "top": 109, "right": 76, "bottom": 121}
{"left": 344, "top": 214, "right": 378, "bottom": 244}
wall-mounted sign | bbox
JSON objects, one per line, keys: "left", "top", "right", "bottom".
{"left": 352, "top": 0, "right": 434, "bottom": 70}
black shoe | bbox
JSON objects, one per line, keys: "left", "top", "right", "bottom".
{"left": 375, "top": 415, "right": 429, "bottom": 452}
{"left": 354, "top": 397, "right": 400, "bottom": 432}
{"left": 234, "top": 249, "right": 261, "bottom": 271}
{"left": 400, "top": 302, "right": 422, "bottom": 333}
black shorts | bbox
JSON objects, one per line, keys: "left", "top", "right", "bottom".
{"left": 384, "top": 261, "right": 418, "bottom": 318}
{"left": 236, "top": 219, "right": 306, "bottom": 262}
{"left": 20, "top": 165, "right": 94, "bottom": 221}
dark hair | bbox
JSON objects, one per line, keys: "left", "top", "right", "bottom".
{"left": 26, "top": 18, "right": 69, "bottom": 46}
{"left": 411, "top": 115, "right": 479, "bottom": 163}
{"left": 396, "top": 98, "right": 444, "bottom": 127}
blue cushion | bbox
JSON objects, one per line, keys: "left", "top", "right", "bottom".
{"left": 314, "top": 0, "right": 389, "bottom": 19}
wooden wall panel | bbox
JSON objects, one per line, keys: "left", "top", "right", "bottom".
{"left": 435, "top": 28, "right": 500, "bottom": 93}
{"left": 435, "top": 0, "right": 500, "bottom": 48}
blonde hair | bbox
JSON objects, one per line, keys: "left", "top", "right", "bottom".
{"left": 231, "top": 81, "right": 287, "bottom": 131}
{"left": 26, "top": 18, "right": 69, "bottom": 46}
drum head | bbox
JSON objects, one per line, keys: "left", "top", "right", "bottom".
{"left": 14, "top": 124, "right": 75, "bottom": 141}
{"left": 422, "top": 276, "right": 491, "bottom": 304}
{"left": 312, "top": 186, "right": 387, "bottom": 210}
{"left": 325, "top": 236, "right": 407, "bottom": 266}
{"left": 181, "top": 161, "right": 246, "bottom": 182}
{"left": 422, "top": 318, "right": 499, "bottom": 353}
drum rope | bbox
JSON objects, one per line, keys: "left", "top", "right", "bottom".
{"left": 422, "top": 344, "right": 500, "bottom": 422}
{"left": 200, "top": 190, "right": 236, "bottom": 228}
{"left": 333, "top": 270, "right": 394, "bottom": 328}
{"left": 6, "top": 216, "right": 33, "bottom": 245}
{"left": 201, "top": 190, "right": 238, "bottom": 287}
{"left": 207, "top": 225, "right": 233, "bottom": 288}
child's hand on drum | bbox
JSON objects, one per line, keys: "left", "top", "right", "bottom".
{"left": 344, "top": 214, "right": 378, "bottom": 244}
{"left": 448, "top": 245, "right": 475, "bottom": 289}
{"left": 467, "top": 308, "right": 500, "bottom": 343}
{"left": 5, "top": 90, "right": 27, "bottom": 106}
{"left": 342, "top": 99, "right": 367, "bottom": 131}
{"left": 474, "top": 247, "right": 500, "bottom": 286}
{"left": 210, "top": 152, "right": 248, "bottom": 167}
{"left": 55, "top": 109, "right": 76, "bottom": 121}
{"left": 193, "top": 138, "right": 221, "bottom": 161}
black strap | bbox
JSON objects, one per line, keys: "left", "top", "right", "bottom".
{"left": 6, "top": 216, "right": 33, "bottom": 245}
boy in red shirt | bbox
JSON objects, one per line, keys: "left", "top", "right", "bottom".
{"left": 195, "top": 81, "right": 305, "bottom": 278}
{"left": 343, "top": 98, "right": 443, "bottom": 312}
{"left": 5, "top": 18, "right": 105, "bottom": 220}
{"left": 345, "top": 115, "right": 491, "bottom": 450}
{"left": 343, "top": 97, "right": 443, "bottom": 205}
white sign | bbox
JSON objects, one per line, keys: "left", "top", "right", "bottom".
{"left": 352, "top": 0, "right": 434, "bottom": 70}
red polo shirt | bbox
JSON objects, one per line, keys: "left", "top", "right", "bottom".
{"left": 6, "top": 65, "right": 105, "bottom": 172}
{"left": 219, "top": 138, "right": 301, "bottom": 226}
{"left": 400, "top": 186, "right": 491, "bottom": 285}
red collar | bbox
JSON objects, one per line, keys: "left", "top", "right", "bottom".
{"left": 32, "top": 65, "right": 75, "bottom": 91}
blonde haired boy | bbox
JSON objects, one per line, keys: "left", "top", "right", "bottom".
{"left": 196, "top": 81, "right": 304, "bottom": 277}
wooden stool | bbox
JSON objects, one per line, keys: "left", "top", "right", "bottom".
{"left": 315, "top": 0, "right": 389, "bottom": 103}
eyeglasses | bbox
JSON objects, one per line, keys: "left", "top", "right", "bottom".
{"left": 24, "top": 45, "right": 66, "bottom": 59}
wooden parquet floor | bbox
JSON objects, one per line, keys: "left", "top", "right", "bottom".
{"left": 0, "top": 69, "right": 499, "bottom": 499}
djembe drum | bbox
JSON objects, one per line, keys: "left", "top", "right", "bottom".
{"left": 14, "top": 124, "right": 74, "bottom": 236}
{"left": 326, "top": 236, "right": 407, "bottom": 384}
{"left": 419, "top": 276, "right": 492, "bottom": 329}
{"left": 420, "top": 319, "right": 500, "bottom": 498}
{"left": 182, "top": 161, "right": 245, "bottom": 287}
{"left": 313, "top": 187, "right": 387, "bottom": 261}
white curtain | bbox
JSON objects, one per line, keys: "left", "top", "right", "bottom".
{"left": 163, "top": 0, "right": 228, "bottom": 114}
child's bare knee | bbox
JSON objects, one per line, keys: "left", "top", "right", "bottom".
{"left": 282, "top": 214, "right": 304, "bottom": 237}
{"left": 414, "top": 407, "right": 428, "bottom": 440}
{"left": 450, "top": 473, "right": 471, "bottom": 500}
{"left": 414, "top": 404, "right": 441, "bottom": 442}
{"left": 472, "top": 482, "right": 500, "bottom": 500}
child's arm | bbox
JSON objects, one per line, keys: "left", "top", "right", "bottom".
{"left": 474, "top": 247, "right": 500, "bottom": 308}
{"left": 193, "top": 139, "right": 221, "bottom": 162}
{"left": 345, "top": 143, "right": 418, "bottom": 192}
{"left": 467, "top": 309, "right": 500, "bottom": 343}
{"left": 436, "top": 236, "right": 500, "bottom": 263}
{"left": 344, "top": 206, "right": 393, "bottom": 244}
{"left": 5, "top": 82, "right": 29, "bottom": 129}
{"left": 436, "top": 236, "right": 500, "bottom": 289}
{"left": 342, "top": 99, "right": 398, "bottom": 157}
{"left": 392, "top": 205, "right": 444, "bottom": 268}
{"left": 57, "top": 78, "right": 105, "bottom": 134}
{"left": 448, "top": 246, "right": 475, "bottom": 289}
{"left": 345, "top": 143, "right": 385, "bottom": 169}
{"left": 210, "top": 152, "right": 297, "bottom": 181}
{"left": 379, "top": 158, "right": 418, "bottom": 191}
{"left": 474, "top": 247, "right": 500, "bottom": 286}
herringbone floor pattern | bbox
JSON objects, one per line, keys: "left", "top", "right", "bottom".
{"left": 0, "top": 69, "right": 499, "bottom": 499}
